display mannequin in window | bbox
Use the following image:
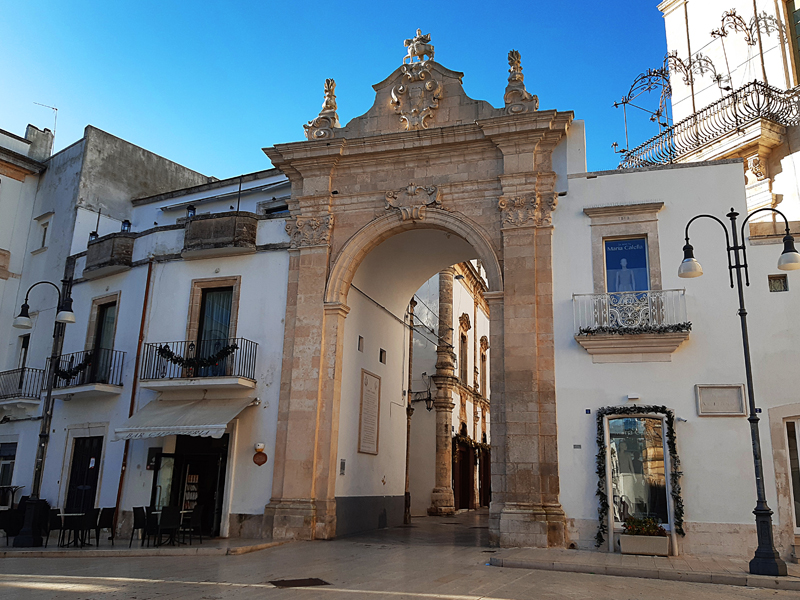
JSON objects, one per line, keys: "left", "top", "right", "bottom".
{"left": 615, "top": 258, "right": 636, "bottom": 292}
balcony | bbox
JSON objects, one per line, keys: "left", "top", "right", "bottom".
{"left": 49, "top": 349, "right": 125, "bottom": 399}
{"left": 139, "top": 338, "right": 258, "bottom": 393}
{"left": 619, "top": 81, "right": 800, "bottom": 169}
{"left": 83, "top": 233, "right": 135, "bottom": 279}
{"left": 0, "top": 368, "right": 44, "bottom": 410}
{"left": 573, "top": 289, "right": 690, "bottom": 363}
{"left": 182, "top": 212, "right": 258, "bottom": 259}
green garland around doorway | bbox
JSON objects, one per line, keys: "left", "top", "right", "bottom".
{"left": 594, "top": 404, "right": 685, "bottom": 547}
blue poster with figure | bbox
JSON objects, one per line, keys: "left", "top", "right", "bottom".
{"left": 604, "top": 238, "right": 649, "bottom": 292}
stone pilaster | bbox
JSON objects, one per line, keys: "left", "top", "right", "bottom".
{"left": 484, "top": 290, "right": 504, "bottom": 545}
{"left": 429, "top": 268, "right": 456, "bottom": 516}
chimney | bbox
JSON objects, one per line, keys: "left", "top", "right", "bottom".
{"left": 25, "top": 125, "right": 54, "bottom": 162}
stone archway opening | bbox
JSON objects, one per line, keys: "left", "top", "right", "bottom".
{"left": 333, "top": 226, "right": 493, "bottom": 537}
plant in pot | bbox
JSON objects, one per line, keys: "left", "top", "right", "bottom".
{"left": 619, "top": 516, "right": 670, "bottom": 556}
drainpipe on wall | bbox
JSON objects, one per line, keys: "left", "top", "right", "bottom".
{"left": 113, "top": 260, "right": 154, "bottom": 532}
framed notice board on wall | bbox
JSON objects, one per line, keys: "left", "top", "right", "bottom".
{"left": 358, "top": 370, "right": 381, "bottom": 455}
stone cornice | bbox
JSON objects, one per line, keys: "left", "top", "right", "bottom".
{"left": 0, "top": 148, "right": 45, "bottom": 180}
{"left": 583, "top": 202, "right": 665, "bottom": 219}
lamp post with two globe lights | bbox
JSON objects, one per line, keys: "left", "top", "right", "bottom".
{"left": 678, "top": 207, "right": 800, "bottom": 576}
{"left": 10, "top": 279, "right": 75, "bottom": 547}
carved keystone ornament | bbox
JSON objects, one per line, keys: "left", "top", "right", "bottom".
{"left": 385, "top": 183, "right": 442, "bottom": 221}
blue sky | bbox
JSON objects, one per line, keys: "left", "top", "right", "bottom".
{"left": 1, "top": 1, "right": 668, "bottom": 178}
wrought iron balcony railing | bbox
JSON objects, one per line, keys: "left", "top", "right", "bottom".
{"left": 0, "top": 368, "right": 45, "bottom": 400}
{"left": 573, "top": 289, "right": 689, "bottom": 335}
{"left": 619, "top": 81, "right": 800, "bottom": 169}
{"left": 140, "top": 338, "right": 258, "bottom": 381}
{"left": 48, "top": 348, "right": 125, "bottom": 389}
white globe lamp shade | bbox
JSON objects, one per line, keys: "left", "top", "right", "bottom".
{"left": 777, "top": 234, "right": 800, "bottom": 271}
{"left": 55, "top": 310, "right": 76, "bottom": 324}
{"left": 12, "top": 302, "right": 32, "bottom": 329}
{"left": 678, "top": 243, "right": 703, "bottom": 278}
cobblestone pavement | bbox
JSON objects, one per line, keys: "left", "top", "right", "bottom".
{"left": 0, "top": 510, "right": 797, "bottom": 599}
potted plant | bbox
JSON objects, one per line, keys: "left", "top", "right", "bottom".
{"left": 619, "top": 517, "right": 670, "bottom": 556}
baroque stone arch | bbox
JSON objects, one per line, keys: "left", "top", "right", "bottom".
{"left": 324, "top": 209, "right": 503, "bottom": 306}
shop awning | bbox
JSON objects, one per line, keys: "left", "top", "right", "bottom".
{"left": 113, "top": 397, "right": 254, "bottom": 440}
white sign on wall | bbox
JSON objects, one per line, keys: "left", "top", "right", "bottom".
{"left": 358, "top": 370, "right": 381, "bottom": 455}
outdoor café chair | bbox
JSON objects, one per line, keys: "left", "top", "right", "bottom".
{"left": 78, "top": 508, "right": 100, "bottom": 547}
{"left": 157, "top": 506, "right": 180, "bottom": 547}
{"left": 95, "top": 507, "right": 115, "bottom": 546}
{"left": 130, "top": 507, "right": 155, "bottom": 548}
{"left": 44, "top": 508, "right": 63, "bottom": 548}
{"left": 180, "top": 505, "right": 203, "bottom": 545}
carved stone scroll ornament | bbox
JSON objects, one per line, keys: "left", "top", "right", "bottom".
{"left": 504, "top": 50, "right": 539, "bottom": 115}
{"left": 459, "top": 313, "right": 471, "bottom": 331}
{"left": 746, "top": 154, "right": 767, "bottom": 182}
{"left": 480, "top": 335, "right": 489, "bottom": 352}
{"left": 303, "top": 79, "right": 340, "bottom": 140}
{"left": 390, "top": 61, "right": 442, "bottom": 131}
{"left": 497, "top": 195, "right": 538, "bottom": 227}
{"left": 285, "top": 215, "right": 334, "bottom": 248}
{"left": 385, "top": 183, "right": 442, "bottom": 221}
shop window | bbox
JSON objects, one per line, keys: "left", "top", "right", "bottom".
{"left": 607, "top": 416, "right": 668, "bottom": 526}
{"left": 769, "top": 274, "right": 789, "bottom": 292}
{"left": 0, "top": 442, "right": 17, "bottom": 486}
{"left": 604, "top": 238, "right": 650, "bottom": 293}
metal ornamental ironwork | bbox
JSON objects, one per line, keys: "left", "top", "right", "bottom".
{"left": 573, "top": 289, "right": 689, "bottom": 335}
{"left": 619, "top": 81, "right": 800, "bottom": 169}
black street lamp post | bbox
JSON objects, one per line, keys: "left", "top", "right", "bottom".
{"left": 679, "top": 207, "right": 800, "bottom": 576}
{"left": 11, "top": 279, "right": 75, "bottom": 547}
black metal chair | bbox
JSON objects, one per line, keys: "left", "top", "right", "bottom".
{"left": 44, "top": 508, "right": 63, "bottom": 548}
{"left": 157, "top": 506, "right": 180, "bottom": 547}
{"left": 62, "top": 513, "right": 82, "bottom": 547}
{"left": 95, "top": 507, "right": 115, "bottom": 546}
{"left": 1, "top": 509, "right": 23, "bottom": 545}
{"left": 78, "top": 508, "right": 99, "bottom": 547}
{"left": 180, "top": 505, "right": 203, "bottom": 545}
{"left": 130, "top": 507, "right": 153, "bottom": 548}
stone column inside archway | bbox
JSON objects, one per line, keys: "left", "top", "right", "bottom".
{"left": 429, "top": 267, "right": 456, "bottom": 515}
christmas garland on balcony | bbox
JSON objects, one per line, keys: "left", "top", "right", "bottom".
{"left": 156, "top": 343, "right": 238, "bottom": 370}
{"left": 54, "top": 352, "right": 93, "bottom": 381}
{"left": 594, "top": 404, "right": 684, "bottom": 548}
{"left": 452, "top": 433, "right": 491, "bottom": 463}
{"left": 579, "top": 322, "right": 692, "bottom": 336}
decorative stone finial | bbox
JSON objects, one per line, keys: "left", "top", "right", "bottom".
{"left": 304, "top": 78, "right": 340, "bottom": 140}
{"left": 403, "top": 29, "right": 434, "bottom": 64}
{"left": 504, "top": 50, "right": 538, "bottom": 115}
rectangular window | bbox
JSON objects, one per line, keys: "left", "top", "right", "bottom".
{"left": 358, "top": 336, "right": 364, "bottom": 352}
{"left": 0, "top": 442, "right": 17, "bottom": 487}
{"left": 480, "top": 352, "right": 487, "bottom": 396}
{"left": 460, "top": 334, "right": 468, "bottom": 383}
{"left": 92, "top": 302, "right": 117, "bottom": 383}
{"left": 786, "top": 420, "right": 800, "bottom": 529}
{"left": 197, "top": 287, "right": 233, "bottom": 376}
{"left": 17, "top": 335, "right": 29, "bottom": 369}
{"left": 607, "top": 417, "right": 668, "bottom": 526}
{"left": 769, "top": 274, "right": 789, "bottom": 292}
{"left": 40, "top": 222, "right": 48, "bottom": 248}
{"left": 379, "top": 348, "right": 387, "bottom": 364}
{"left": 604, "top": 238, "right": 649, "bottom": 293}
{"left": 788, "top": 1, "right": 800, "bottom": 83}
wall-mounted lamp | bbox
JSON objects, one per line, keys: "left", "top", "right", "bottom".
{"left": 186, "top": 205, "right": 196, "bottom": 219}
{"left": 88, "top": 231, "right": 99, "bottom": 242}
{"left": 121, "top": 220, "right": 131, "bottom": 232}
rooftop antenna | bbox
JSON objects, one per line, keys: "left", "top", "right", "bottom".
{"left": 33, "top": 102, "right": 58, "bottom": 141}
